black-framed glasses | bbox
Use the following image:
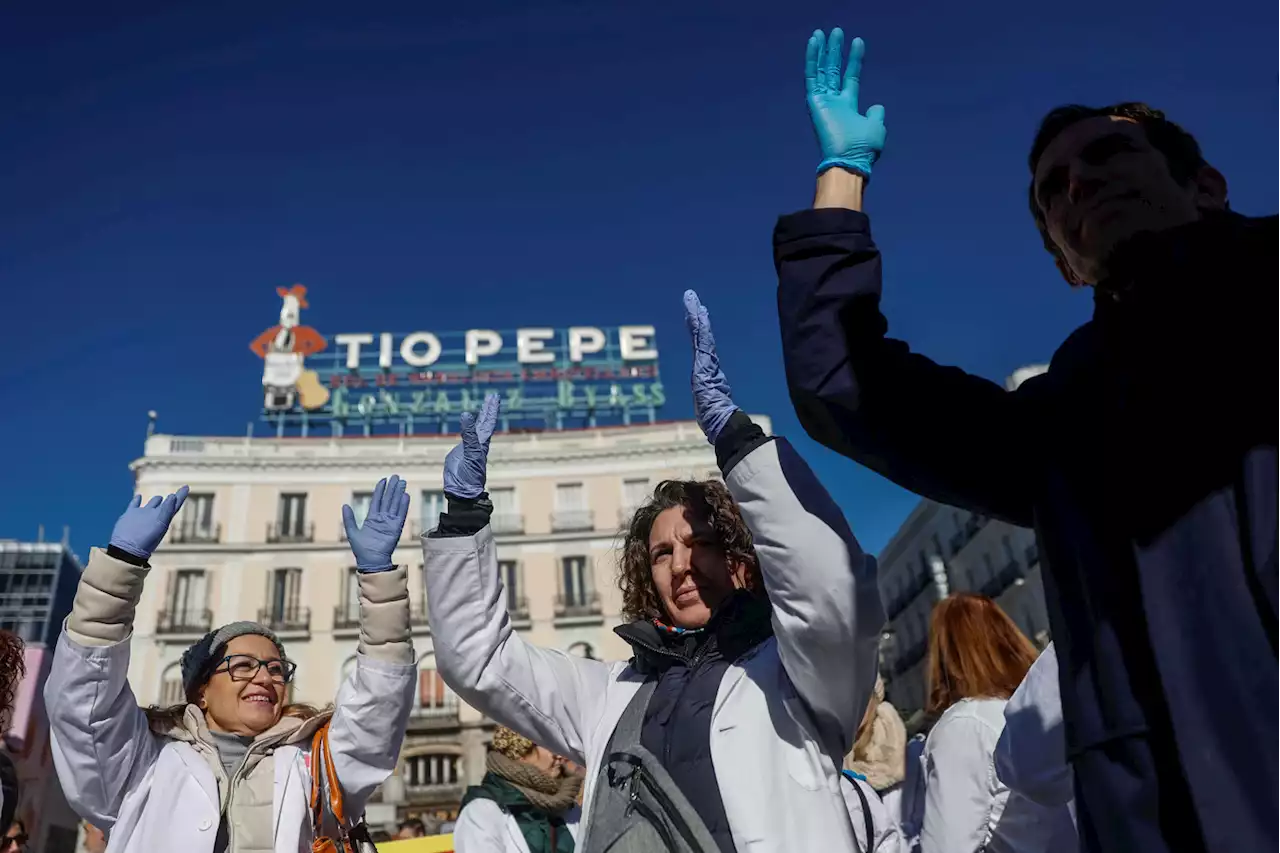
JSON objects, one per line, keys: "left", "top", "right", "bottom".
{"left": 1, "top": 833, "right": 28, "bottom": 852}
{"left": 214, "top": 654, "right": 297, "bottom": 684}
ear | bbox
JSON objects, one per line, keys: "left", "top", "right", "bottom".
{"left": 1191, "top": 164, "right": 1228, "bottom": 211}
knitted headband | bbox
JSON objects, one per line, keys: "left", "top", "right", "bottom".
{"left": 490, "top": 725, "right": 536, "bottom": 761}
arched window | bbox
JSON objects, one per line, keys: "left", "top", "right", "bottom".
{"left": 416, "top": 653, "right": 458, "bottom": 718}
{"left": 159, "top": 663, "right": 185, "bottom": 706}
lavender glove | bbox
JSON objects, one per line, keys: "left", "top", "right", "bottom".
{"left": 684, "top": 290, "right": 740, "bottom": 444}
{"left": 342, "top": 475, "right": 410, "bottom": 572}
{"left": 444, "top": 394, "right": 501, "bottom": 499}
{"left": 109, "top": 486, "right": 190, "bottom": 560}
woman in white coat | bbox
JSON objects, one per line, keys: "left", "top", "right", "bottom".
{"left": 422, "top": 291, "right": 885, "bottom": 853}
{"left": 454, "top": 726, "right": 583, "bottom": 853}
{"left": 44, "top": 476, "right": 417, "bottom": 853}
{"left": 919, "top": 593, "right": 1070, "bottom": 853}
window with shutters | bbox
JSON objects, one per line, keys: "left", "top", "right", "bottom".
{"left": 334, "top": 568, "right": 360, "bottom": 630}
{"left": 350, "top": 492, "right": 373, "bottom": 527}
{"left": 159, "top": 664, "right": 185, "bottom": 706}
{"left": 173, "top": 493, "right": 218, "bottom": 543}
{"left": 271, "top": 493, "right": 311, "bottom": 542}
{"left": 416, "top": 656, "right": 458, "bottom": 719}
{"left": 160, "top": 569, "right": 210, "bottom": 634}
{"left": 490, "top": 487, "right": 523, "bottom": 534}
{"left": 260, "top": 568, "right": 308, "bottom": 631}
{"left": 552, "top": 483, "right": 592, "bottom": 531}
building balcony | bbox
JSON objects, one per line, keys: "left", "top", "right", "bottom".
{"left": 403, "top": 782, "right": 466, "bottom": 807}
{"left": 333, "top": 605, "right": 360, "bottom": 635}
{"left": 490, "top": 513, "right": 525, "bottom": 535}
{"left": 170, "top": 524, "right": 222, "bottom": 545}
{"left": 551, "top": 510, "right": 594, "bottom": 532}
{"left": 409, "top": 704, "right": 461, "bottom": 729}
{"left": 257, "top": 606, "right": 311, "bottom": 635}
{"left": 266, "top": 522, "right": 314, "bottom": 544}
{"left": 156, "top": 608, "right": 213, "bottom": 637}
{"left": 554, "top": 591, "right": 602, "bottom": 623}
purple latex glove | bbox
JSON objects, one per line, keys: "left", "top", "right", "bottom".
{"left": 342, "top": 475, "right": 410, "bottom": 572}
{"left": 684, "top": 290, "right": 739, "bottom": 444}
{"left": 109, "top": 486, "right": 190, "bottom": 560}
{"left": 444, "top": 394, "right": 501, "bottom": 499}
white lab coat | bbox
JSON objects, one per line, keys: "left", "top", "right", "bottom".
{"left": 994, "top": 644, "right": 1077, "bottom": 853}
{"left": 44, "top": 552, "right": 417, "bottom": 853}
{"left": 423, "top": 438, "right": 885, "bottom": 853}
{"left": 452, "top": 799, "right": 582, "bottom": 853}
{"left": 921, "top": 697, "right": 1072, "bottom": 853}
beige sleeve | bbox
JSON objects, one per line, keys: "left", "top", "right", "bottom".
{"left": 356, "top": 565, "right": 413, "bottom": 664}
{"left": 65, "top": 547, "right": 150, "bottom": 647}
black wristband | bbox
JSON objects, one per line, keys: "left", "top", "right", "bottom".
{"left": 106, "top": 544, "right": 150, "bottom": 568}
{"left": 714, "top": 411, "right": 772, "bottom": 477}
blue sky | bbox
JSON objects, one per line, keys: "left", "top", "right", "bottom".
{"left": 1, "top": 0, "right": 1274, "bottom": 561}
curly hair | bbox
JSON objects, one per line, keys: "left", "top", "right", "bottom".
{"left": 616, "top": 479, "right": 761, "bottom": 623}
{"left": 1026, "top": 102, "right": 1209, "bottom": 282}
{"left": 0, "top": 630, "right": 25, "bottom": 732}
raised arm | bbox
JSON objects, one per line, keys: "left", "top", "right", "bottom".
{"left": 995, "top": 643, "right": 1073, "bottom": 808}
{"left": 422, "top": 396, "right": 617, "bottom": 765}
{"left": 685, "top": 290, "right": 883, "bottom": 762}
{"left": 777, "top": 28, "right": 1036, "bottom": 526}
{"left": 328, "top": 475, "right": 417, "bottom": 813}
{"left": 45, "top": 487, "right": 188, "bottom": 830}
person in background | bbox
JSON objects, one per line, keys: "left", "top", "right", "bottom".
{"left": 0, "top": 819, "right": 24, "bottom": 853}
{"left": 775, "top": 24, "right": 1276, "bottom": 853}
{"left": 921, "top": 594, "right": 1070, "bottom": 853}
{"left": 396, "top": 817, "right": 428, "bottom": 840}
{"left": 845, "top": 675, "right": 913, "bottom": 850}
{"left": 0, "top": 630, "right": 24, "bottom": 833}
{"left": 422, "top": 291, "right": 883, "bottom": 852}
{"left": 80, "top": 822, "right": 108, "bottom": 853}
{"left": 45, "top": 478, "right": 416, "bottom": 852}
{"left": 994, "top": 644, "right": 1077, "bottom": 853}
{"left": 454, "top": 726, "right": 583, "bottom": 853}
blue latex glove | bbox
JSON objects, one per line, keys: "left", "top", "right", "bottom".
{"left": 342, "top": 475, "right": 410, "bottom": 572}
{"left": 684, "top": 290, "right": 739, "bottom": 444}
{"left": 806, "top": 29, "right": 886, "bottom": 179}
{"left": 109, "top": 486, "right": 190, "bottom": 561}
{"left": 444, "top": 394, "right": 501, "bottom": 499}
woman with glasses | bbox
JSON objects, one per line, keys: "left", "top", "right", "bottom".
{"left": 45, "top": 476, "right": 417, "bottom": 853}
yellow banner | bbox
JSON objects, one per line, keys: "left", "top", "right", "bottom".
{"left": 375, "top": 835, "right": 454, "bottom": 853}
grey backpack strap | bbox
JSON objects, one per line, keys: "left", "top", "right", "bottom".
{"left": 582, "top": 678, "right": 720, "bottom": 853}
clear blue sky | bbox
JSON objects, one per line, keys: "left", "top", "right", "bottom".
{"left": 1, "top": 0, "right": 1274, "bottom": 561}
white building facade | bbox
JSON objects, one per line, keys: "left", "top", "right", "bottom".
{"left": 126, "top": 417, "right": 763, "bottom": 824}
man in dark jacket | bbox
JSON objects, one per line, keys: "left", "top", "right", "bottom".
{"left": 775, "top": 28, "right": 1276, "bottom": 853}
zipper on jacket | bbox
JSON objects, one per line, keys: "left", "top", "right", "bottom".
{"left": 634, "top": 762, "right": 706, "bottom": 850}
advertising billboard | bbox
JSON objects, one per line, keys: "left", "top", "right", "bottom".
{"left": 251, "top": 285, "right": 664, "bottom": 436}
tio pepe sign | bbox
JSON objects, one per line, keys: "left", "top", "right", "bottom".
{"left": 331, "top": 326, "right": 657, "bottom": 370}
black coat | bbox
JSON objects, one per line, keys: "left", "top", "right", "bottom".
{"left": 774, "top": 207, "right": 1277, "bottom": 853}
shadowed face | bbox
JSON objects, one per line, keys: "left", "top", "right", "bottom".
{"left": 1033, "top": 115, "right": 1225, "bottom": 284}
{"left": 198, "top": 634, "right": 290, "bottom": 736}
{"left": 648, "top": 505, "right": 749, "bottom": 630}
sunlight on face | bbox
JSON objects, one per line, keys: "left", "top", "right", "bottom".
{"left": 199, "top": 634, "right": 289, "bottom": 736}
{"left": 647, "top": 505, "right": 748, "bottom": 630}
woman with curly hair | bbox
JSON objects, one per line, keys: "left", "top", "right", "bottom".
{"left": 423, "top": 291, "right": 884, "bottom": 853}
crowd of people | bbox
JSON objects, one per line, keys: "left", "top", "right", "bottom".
{"left": 21, "top": 21, "right": 1274, "bottom": 853}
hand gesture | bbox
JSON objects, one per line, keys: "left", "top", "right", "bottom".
{"left": 806, "top": 29, "right": 886, "bottom": 179}
{"left": 684, "top": 290, "right": 739, "bottom": 444}
{"left": 444, "top": 394, "right": 501, "bottom": 499}
{"left": 342, "top": 475, "right": 410, "bottom": 573}
{"left": 110, "top": 486, "right": 190, "bottom": 561}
